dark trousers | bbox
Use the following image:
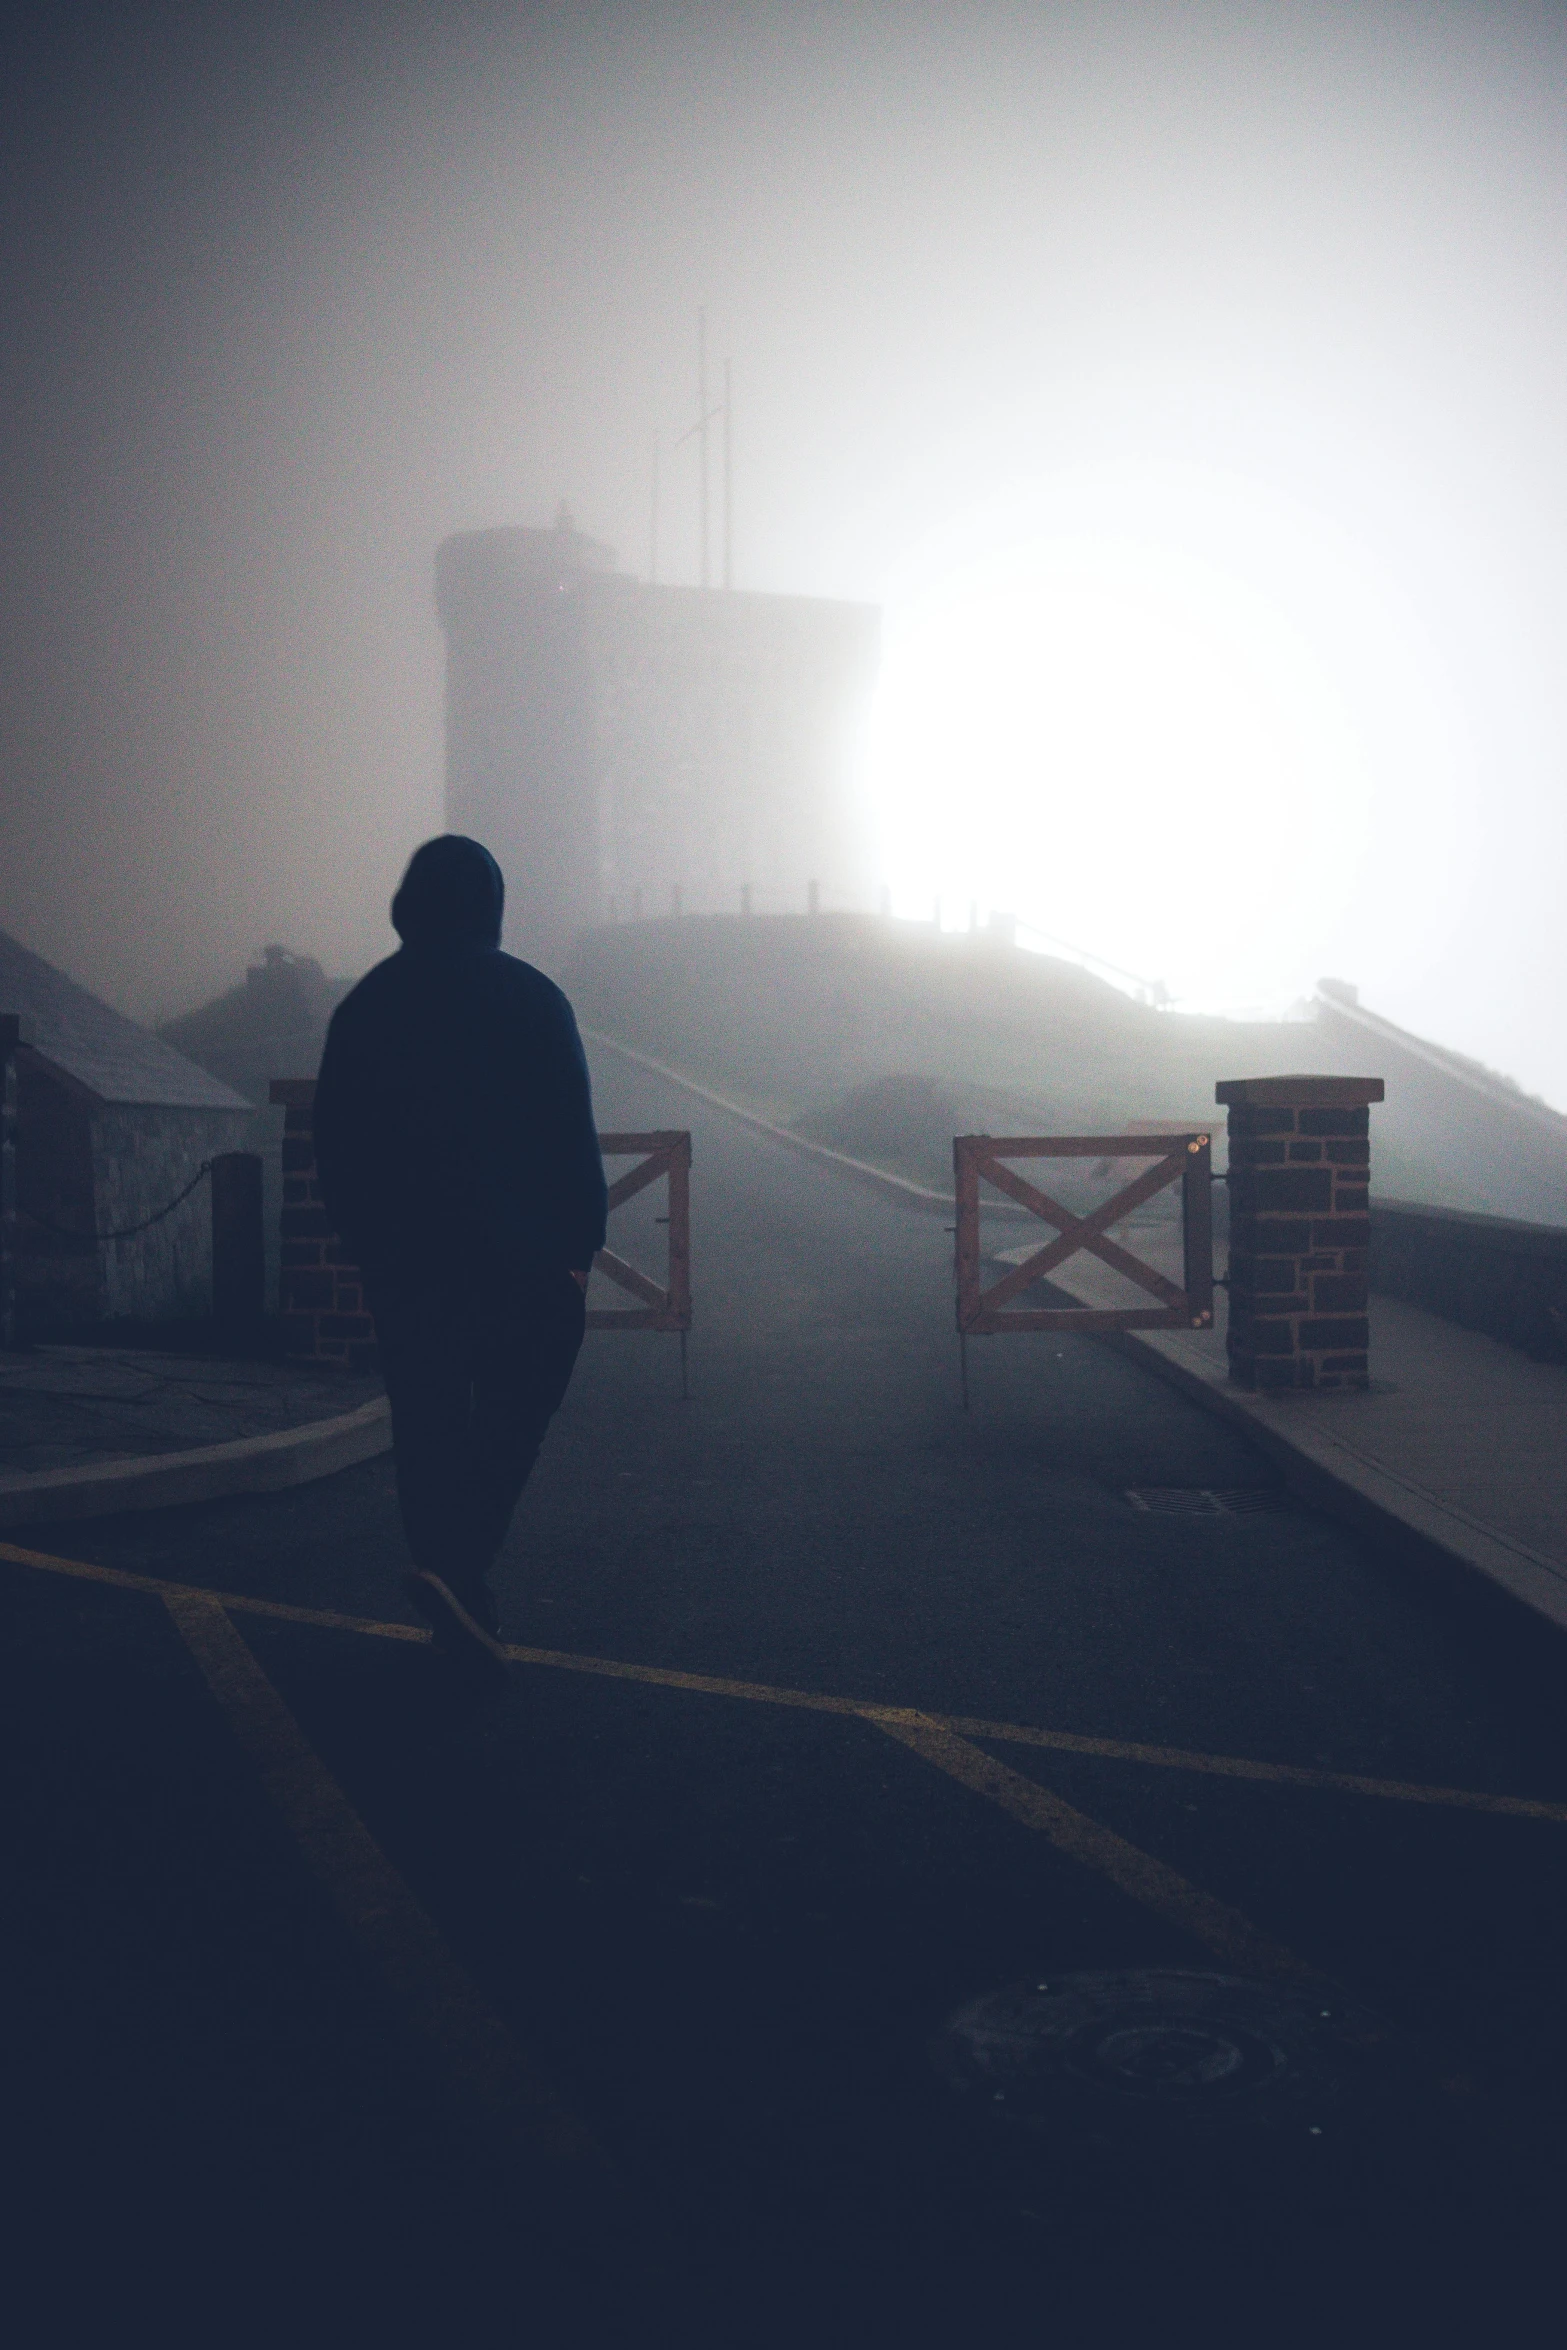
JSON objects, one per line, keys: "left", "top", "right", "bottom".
{"left": 368, "top": 1264, "right": 586, "bottom": 1593}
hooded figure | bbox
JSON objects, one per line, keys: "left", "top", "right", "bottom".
{"left": 314, "top": 835, "right": 607, "bottom": 1677}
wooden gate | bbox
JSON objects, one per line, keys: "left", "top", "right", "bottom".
{"left": 590, "top": 1130, "right": 692, "bottom": 1344}
{"left": 954, "top": 1133, "right": 1214, "bottom": 1347}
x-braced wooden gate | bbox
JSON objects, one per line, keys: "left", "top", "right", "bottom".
{"left": 591, "top": 1131, "right": 693, "bottom": 1393}
{"left": 953, "top": 1131, "right": 1214, "bottom": 1406}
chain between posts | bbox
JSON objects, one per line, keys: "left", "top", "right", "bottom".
{"left": 20, "top": 1159, "right": 215, "bottom": 1244}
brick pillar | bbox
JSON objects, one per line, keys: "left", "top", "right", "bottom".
{"left": 1217, "top": 1075, "right": 1384, "bottom": 1392}
{"left": 268, "top": 1079, "right": 377, "bottom": 1368}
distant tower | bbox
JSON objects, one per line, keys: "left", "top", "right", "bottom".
{"left": 435, "top": 516, "right": 881, "bottom": 970}
{"left": 435, "top": 514, "right": 616, "bottom": 967}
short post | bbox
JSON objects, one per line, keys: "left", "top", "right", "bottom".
{"left": 211, "top": 1150, "right": 264, "bottom": 1340}
{"left": 0, "top": 1015, "right": 17, "bottom": 1350}
{"left": 1217, "top": 1075, "right": 1384, "bottom": 1391}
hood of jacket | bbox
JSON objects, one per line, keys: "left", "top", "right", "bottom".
{"left": 390, "top": 835, "right": 505, "bottom": 950}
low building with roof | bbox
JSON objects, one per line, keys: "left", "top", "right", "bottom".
{"left": 1, "top": 928, "right": 254, "bottom": 1330}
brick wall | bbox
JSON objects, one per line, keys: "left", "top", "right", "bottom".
{"left": 1218, "top": 1075, "right": 1384, "bottom": 1391}
{"left": 268, "top": 1078, "right": 376, "bottom": 1368}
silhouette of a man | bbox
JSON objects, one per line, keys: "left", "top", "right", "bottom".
{"left": 315, "top": 835, "right": 607, "bottom": 1680}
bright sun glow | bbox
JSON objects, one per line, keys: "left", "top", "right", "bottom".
{"left": 869, "top": 465, "right": 1454, "bottom": 1013}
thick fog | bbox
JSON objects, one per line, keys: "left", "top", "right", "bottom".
{"left": 4, "top": 2, "right": 1567, "bottom": 1100}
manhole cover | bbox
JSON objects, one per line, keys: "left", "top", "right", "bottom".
{"left": 1126, "top": 1487, "right": 1293, "bottom": 1517}
{"left": 935, "top": 1969, "right": 1382, "bottom": 2148}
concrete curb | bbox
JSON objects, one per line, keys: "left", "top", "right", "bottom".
{"left": 1107, "top": 1325, "right": 1567, "bottom": 1638}
{"left": 0, "top": 1394, "right": 392, "bottom": 1529}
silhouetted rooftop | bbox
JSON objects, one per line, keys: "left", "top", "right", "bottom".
{"left": 0, "top": 928, "right": 249, "bottom": 1110}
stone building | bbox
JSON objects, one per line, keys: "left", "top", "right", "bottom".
{"left": 435, "top": 513, "right": 881, "bottom": 968}
{"left": 1, "top": 927, "right": 252, "bottom": 1330}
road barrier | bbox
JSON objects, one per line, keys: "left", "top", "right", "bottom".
{"left": 271, "top": 1081, "right": 692, "bottom": 1380}
{"left": 954, "top": 1131, "right": 1214, "bottom": 1401}
{"left": 590, "top": 1130, "right": 693, "bottom": 1390}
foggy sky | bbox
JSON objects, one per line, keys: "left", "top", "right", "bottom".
{"left": 4, "top": 2, "right": 1567, "bottom": 1102}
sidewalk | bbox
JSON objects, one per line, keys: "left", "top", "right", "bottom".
{"left": 0, "top": 1344, "right": 388, "bottom": 1527}
{"left": 996, "top": 1236, "right": 1567, "bottom": 1639}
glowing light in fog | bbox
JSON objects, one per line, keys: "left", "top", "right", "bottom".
{"left": 869, "top": 466, "right": 1454, "bottom": 1012}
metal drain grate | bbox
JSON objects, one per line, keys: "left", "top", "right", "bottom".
{"left": 1126, "top": 1486, "right": 1293, "bottom": 1517}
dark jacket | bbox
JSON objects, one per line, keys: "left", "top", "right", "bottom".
{"left": 314, "top": 837, "right": 607, "bottom": 1283}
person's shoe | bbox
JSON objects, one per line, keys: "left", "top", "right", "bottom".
{"left": 404, "top": 1571, "right": 512, "bottom": 1690}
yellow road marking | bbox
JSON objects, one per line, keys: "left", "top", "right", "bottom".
{"left": 933, "top": 1713, "right": 1567, "bottom": 1821}
{"left": 0, "top": 1538, "right": 429, "bottom": 1640}
{"left": 5, "top": 1536, "right": 1564, "bottom": 1823}
{"left": 163, "top": 1588, "right": 607, "bottom": 2175}
{"left": 874, "top": 1713, "right": 1318, "bottom": 1983}
{"left": 155, "top": 1559, "right": 1314, "bottom": 1982}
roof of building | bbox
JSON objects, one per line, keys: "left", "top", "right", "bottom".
{"left": 0, "top": 928, "right": 251, "bottom": 1111}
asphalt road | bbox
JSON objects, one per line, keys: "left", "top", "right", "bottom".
{"left": 5, "top": 1042, "right": 1566, "bottom": 2345}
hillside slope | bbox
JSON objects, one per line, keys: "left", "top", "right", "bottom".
{"left": 565, "top": 914, "right": 1567, "bottom": 1222}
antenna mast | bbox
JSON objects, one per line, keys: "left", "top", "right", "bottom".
{"left": 697, "top": 307, "right": 710, "bottom": 590}
{"left": 675, "top": 309, "right": 723, "bottom": 589}
{"left": 723, "top": 357, "right": 733, "bottom": 591}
